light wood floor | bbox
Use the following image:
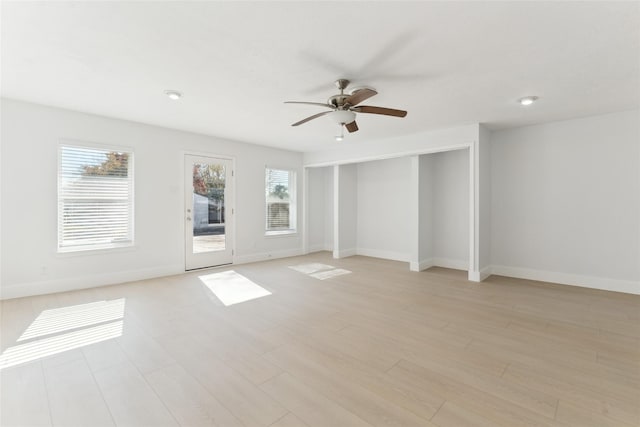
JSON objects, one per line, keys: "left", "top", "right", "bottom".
{"left": 1, "top": 252, "right": 639, "bottom": 427}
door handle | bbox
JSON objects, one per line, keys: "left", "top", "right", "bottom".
{"left": 186, "top": 216, "right": 191, "bottom": 221}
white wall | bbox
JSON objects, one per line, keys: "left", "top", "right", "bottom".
{"left": 356, "top": 157, "right": 412, "bottom": 262}
{"left": 431, "top": 149, "right": 470, "bottom": 269}
{"left": 478, "top": 125, "right": 492, "bottom": 277}
{"left": 305, "top": 165, "right": 334, "bottom": 252}
{"left": 334, "top": 164, "right": 357, "bottom": 258}
{"left": 491, "top": 109, "right": 640, "bottom": 294}
{"left": 411, "top": 154, "right": 435, "bottom": 270}
{"left": 1, "top": 99, "right": 304, "bottom": 298}
{"left": 306, "top": 167, "right": 326, "bottom": 252}
{"left": 323, "top": 167, "right": 334, "bottom": 251}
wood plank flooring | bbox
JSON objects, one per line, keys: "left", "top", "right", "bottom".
{"left": 1, "top": 252, "right": 639, "bottom": 426}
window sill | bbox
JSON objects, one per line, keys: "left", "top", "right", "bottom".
{"left": 57, "top": 244, "right": 137, "bottom": 257}
{"left": 265, "top": 230, "right": 297, "bottom": 238}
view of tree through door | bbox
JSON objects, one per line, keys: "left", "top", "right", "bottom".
{"left": 185, "top": 155, "right": 233, "bottom": 270}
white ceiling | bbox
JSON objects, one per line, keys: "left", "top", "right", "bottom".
{"left": 2, "top": 1, "right": 638, "bottom": 152}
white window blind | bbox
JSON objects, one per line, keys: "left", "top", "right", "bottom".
{"left": 58, "top": 145, "right": 134, "bottom": 252}
{"left": 265, "top": 168, "right": 296, "bottom": 233}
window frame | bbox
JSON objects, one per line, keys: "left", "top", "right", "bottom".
{"left": 57, "top": 141, "right": 135, "bottom": 253}
{"left": 265, "top": 167, "right": 297, "bottom": 236}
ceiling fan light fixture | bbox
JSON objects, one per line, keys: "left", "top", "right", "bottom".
{"left": 329, "top": 110, "right": 356, "bottom": 124}
{"left": 518, "top": 96, "right": 538, "bottom": 106}
{"left": 335, "top": 124, "right": 344, "bottom": 142}
{"left": 164, "top": 90, "right": 182, "bottom": 100}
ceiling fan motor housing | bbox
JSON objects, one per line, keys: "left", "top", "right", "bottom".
{"left": 328, "top": 94, "right": 351, "bottom": 108}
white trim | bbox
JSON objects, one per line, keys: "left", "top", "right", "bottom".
{"left": 265, "top": 166, "right": 297, "bottom": 234}
{"left": 233, "top": 248, "right": 304, "bottom": 265}
{"left": 431, "top": 257, "right": 469, "bottom": 271}
{"left": 59, "top": 138, "right": 134, "bottom": 156}
{"left": 468, "top": 266, "right": 492, "bottom": 282}
{"left": 469, "top": 138, "right": 479, "bottom": 277}
{"left": 491, "top": 265, "right": 640, "bottom": 295}
{"left": 184, "top": 154, "right": 235, "bottom": 270}
{"left": 0, "top": 264, "right": 184, "bottom": 300}
{"left": 56, "top": 244, "right": 139, "bottom": 258}
{"left": 304, "top": 144, "right": 471, "bottom": 168}
{"left": 410, "top": 258, "right": 434, "bottom": 272}
{"left": 479, "top": 265, "right": 493, "bottom": 281}
{"left": 58, "top": 142, "right": 135, "bottom": 254}
{"left": 264, "top": 230, "right": 297, "bottom": 237}
{"left": 181, "top": 151, "right": 237, "bottom": 270}
{"left": 333, "top": 248, "right": 356, "bottom": 259}
{"left": 356, "top": 248, "right": 409, "bottom": 262}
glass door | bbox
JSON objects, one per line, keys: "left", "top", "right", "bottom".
{"left": 185, "top": 155, "right": 233, "bottom": 270}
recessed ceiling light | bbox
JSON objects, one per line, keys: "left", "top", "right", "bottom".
{"left": 518, "top": 96, "right": 538, "bottom": 106}
{"left": 164, "top": 90, "right": 182, "bottom": 100}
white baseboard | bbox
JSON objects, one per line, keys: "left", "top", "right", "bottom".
{"left": 478, "top": 265, "right": 493, "bottom": 281}
{"left": 410, "top": 258, "right": 434, "bottom": 272}
{"left": 306, "top": 244, "right": 325, "bottom": 254}
{"left": 468, "top": 266, "right": 492, "bottom": 282}
{"left": 333, "top": 248, "right": 357, "bottom": 259}
{"left": 431, "top": 257, "right": 469, "bottom": 271}
{"left": 1, "top": 247, "right": 307, "bottom": 300}
{"left": 1, "top": 264, "right": 184, "bottom": 300}
{"left": 491, "top": 265, "right": 640, "bottom": 295}
{"left": 356, "top": 248, "right": 410, "bottom": 263}
{"left": 234, "top": 248, "right": 304, "bottom": 265}
{"left": 481, "top": 266, "right": 492, "bottom": 280}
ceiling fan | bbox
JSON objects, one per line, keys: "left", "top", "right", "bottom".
{"left": 285, "top": 79, "right": 407, "bottom": 140}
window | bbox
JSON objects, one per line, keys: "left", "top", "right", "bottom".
{"left": 58, "top": 144, "right": 134, "bottom": 252}
{"left": 265, "top": 168, "right": 296, "bottom": 235}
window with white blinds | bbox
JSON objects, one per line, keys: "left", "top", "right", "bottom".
{"left": 58, "top": 144, "right": 134, "bottom": 252}
{"left": 265, "top": 168, "right": 296, "bottom": 234}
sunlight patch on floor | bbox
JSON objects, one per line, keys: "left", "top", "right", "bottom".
{"left": 1, "top": 299, "right": 125, "bottom": 370}
{"left": 309, "top": 268, "right": 352, "bottom": 280}
{"left": 200, "top": 270, "right": 272, "bottom": 306}
{"left": 288, "top": 263, "right": 335, "bottom": 274}
{"left": 19, "top": 299, "right": 125, "bottom": 341}
{"left": 288, "top": 263, "right": 352, "bottom": 280}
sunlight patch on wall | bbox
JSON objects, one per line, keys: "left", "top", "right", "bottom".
{"left": 200, "top": 270, "right": 272, "bottom": 306}
{"left": 0, "top": 299, "right": 125, "bottom": 370}
{"left": 288, "top": 263, "right": 352, "bottom": 280}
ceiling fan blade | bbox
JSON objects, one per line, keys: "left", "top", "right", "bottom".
{"left": 291, "top": 110, "right": 332, "bottom": 126}
{"left": 345, "top": 121, "right": 359, "bottom": 133}
{"left": 345, "top": 88, "right": 378, "bottom": 106}
{"left": 354, "top": 105, "right": 407, "bottom": 117}
{"left": 285, "top": 101, "right": 335, "bottom": 109}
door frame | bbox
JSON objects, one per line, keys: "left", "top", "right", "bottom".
{"left": 181, "top": 151, "right": 236, "bottom": 271}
